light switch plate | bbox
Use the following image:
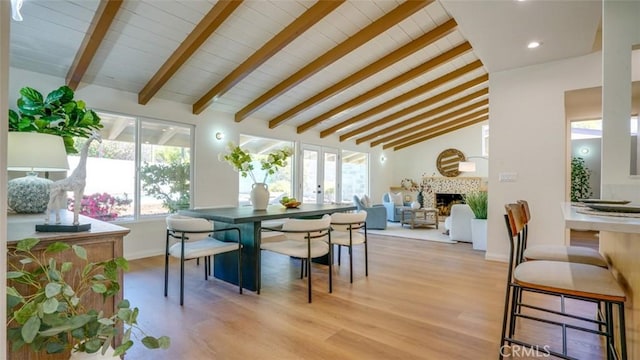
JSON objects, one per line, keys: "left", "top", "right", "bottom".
{"left": 499, "top": 172, "right": 518, "bottom": 182}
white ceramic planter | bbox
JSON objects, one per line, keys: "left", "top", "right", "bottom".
{"left": 471, "top": 218, "right": 487, "bottom": 251}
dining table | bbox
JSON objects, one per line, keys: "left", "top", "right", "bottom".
{"left": 179, "top": 203, "right": 356, "bottom": 292}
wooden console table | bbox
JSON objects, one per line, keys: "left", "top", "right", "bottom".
{"left": 7, "top": 211, "right": 129, "bottom": 360}
{"left": 401, "top": 208, "right": 438, "bottom": 229}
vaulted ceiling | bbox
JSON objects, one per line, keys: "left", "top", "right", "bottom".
{"left": 8, "top": 0, "right": 601, "bottom": 150}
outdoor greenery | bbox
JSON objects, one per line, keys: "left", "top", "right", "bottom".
{"left": 7, "top": 238, "right": 170, "bottom": 356}
{"left": 68, "top": 192, "right": 133, "bottom": 221}
{"left": 140, "top": 160, "right": 190, "bottom": 213}
{"left": 464, "top": 191, "right": 488, "bottom": 219}
{"left": 8, "top": 85, "right": 103, "bottom": 154}
{"left": 571, "top": 157, "right": 592, "bottom": 201}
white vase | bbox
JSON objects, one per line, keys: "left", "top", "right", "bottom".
{"left": 69, "top": 346, "right": 116, "bottom": 359}
{"left": 411, "top": 201, "right": 420, "bottom": 209}
{"left": 250, "top": 183, "right": 270, "bottom": 210}
{"left": 470, "top": 218, "right": 487, "bottom": 251}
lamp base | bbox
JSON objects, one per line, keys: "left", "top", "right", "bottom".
{"left": 35, "top": 223, "right": 91, "bottom": 233}
{"left": 8, "top": 174, "right": 52, "bottom": 213}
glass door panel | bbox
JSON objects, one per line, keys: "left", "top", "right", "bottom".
{"left": 302, "top": 148, "right": 319, "bottom": 204}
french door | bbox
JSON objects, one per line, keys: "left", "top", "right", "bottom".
{"left": 299, "top": 145, "right": 339, "bottom": 204}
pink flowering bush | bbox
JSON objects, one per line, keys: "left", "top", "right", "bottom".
{"left": 68, "top": 192, "right": 132, "bottom": 221}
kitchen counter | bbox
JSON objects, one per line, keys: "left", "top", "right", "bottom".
{"left": 562, "top": 202, "right": 639, "bottom": 359}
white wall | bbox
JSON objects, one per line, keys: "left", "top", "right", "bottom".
{"left": 1, "top": 1, "right": 11, "bottom": 355}
{"left": 601, "top": 0, "right": 640, "bottom": 201}
{"left": 487, "top": 52, "right": 602, "bottom": 261}
{"left": 8, "top": 68, "right": 388, "bottom": 259}
{"left": 388, "top": 122, "right": 488, "bottom": 193}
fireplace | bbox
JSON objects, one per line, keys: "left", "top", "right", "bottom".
{"left": 435, "top": 193, "right": 465, "bottom": 217}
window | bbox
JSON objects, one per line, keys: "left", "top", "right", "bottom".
{"left": 69, "top": 112, "right": 193, "bottom": 221}
{"left": 237, "top": 134, "right": 294, "bottom": 205}
{"left": 341, "top": 150, "right": 369, "bottom": 202}
{"left": 482, "top": 124, "right": 489, "bottom": 157}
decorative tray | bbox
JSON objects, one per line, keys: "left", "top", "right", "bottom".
{"left": 586, "top": 204, "right": 640, "bottom": 213}
{"left": 579, "top": 199, "right": 631, "bottom": 204}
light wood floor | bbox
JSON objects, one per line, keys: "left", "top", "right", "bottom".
{"left": 123, "top": 233, "right": 607, "bottom": 360}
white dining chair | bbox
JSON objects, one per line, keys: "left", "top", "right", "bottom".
{"left": 165, "top": 214, "right": 242, "bottom": 306}
{"left": 260, "top": 214, "right": 332, "bottom": 303}
{"left": 330, "top": 211, "right": 368, "bottom": 283}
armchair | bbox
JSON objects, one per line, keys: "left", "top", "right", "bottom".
{"left": 382, "top": 192, "right": 406, "bottom": 222}
{"left": 444, "top": 204, "right": 474, "bottom": 242}
{"left": 353, "top": 195, "right": 387, "bottom": 230}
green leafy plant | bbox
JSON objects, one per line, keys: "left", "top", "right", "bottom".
{"left": 218, "top": 141, "right": 293, "bottom": 183}
{"left": 464, "top": 191, "right": 488, "bottom": 219}
{"left": 8, "top": 85, "right": 103, "bottom": 154}
{"left": 571, "top": 157, "right": 592, "bottom": 201}
{"left": 7, "top": 238, "right": 170, "bottom": 356}
{"left": 140, "top": 160, "right": 190, "bottom": 213}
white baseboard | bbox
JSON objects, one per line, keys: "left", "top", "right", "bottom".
{"left": 484, "top": 251, "right": 508, "bottom": 263}
{"left": 125, "top": 249, "right": 164, "bottom": 261}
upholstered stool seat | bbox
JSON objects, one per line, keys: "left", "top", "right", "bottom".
{"left": 514, "top": 260, "right": 625, "bottom": 299}
{"left": 523, "top": 245, "right": 608, "bottom": 268}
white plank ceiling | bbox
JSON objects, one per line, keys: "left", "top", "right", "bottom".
{"left": 9, "top": 0, "right": 601, "bottom": 150}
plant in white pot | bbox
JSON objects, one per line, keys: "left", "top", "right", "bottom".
{"left": 7, "top": 238, "right": 170, "bottom": 358}
{"left": 218, "top": 141, "right": 292, "bottom": 210}
{"left": 464, "top": 191, "right": 488, "bottom": 251}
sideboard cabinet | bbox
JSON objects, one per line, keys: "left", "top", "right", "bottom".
{"left": 7, "top": 211, "right": 129, "bottom": 360}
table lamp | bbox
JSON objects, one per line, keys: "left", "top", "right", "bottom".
{"left": 7, "top": 132, "right": 69, "bottom": 213}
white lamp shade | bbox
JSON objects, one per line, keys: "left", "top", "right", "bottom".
{"left": 7, "top": 132, "right": 69, "bottom": 172}
{"left": 458, "top": 161, "right": 476, "bottom": 172}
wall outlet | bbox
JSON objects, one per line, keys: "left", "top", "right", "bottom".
{"left": 499, "top": 172, "right": 518, "bottom": 182}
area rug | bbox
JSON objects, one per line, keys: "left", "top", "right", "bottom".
{"left": 366, "top": 221, "right": 456, "bottom": 244}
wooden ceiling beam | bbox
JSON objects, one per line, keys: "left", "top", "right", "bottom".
{"left": 372, "top": 99, "right": 488, "bottom": 147}
{"left": 298, "top": 41, "right": 472, "bottom": 135}
{"left": 66, "top": 0, "right": 123, "bottom": 90}
{"left": 138, "top": 0, "right": 243, "bottom": 105}
{"left": 234, "top": 0, "right": 433, "bottom": 122}
{"left": 267, "top": 17, "right": 458, "bottom": 129}
{"left": 193, "top": 0, "right": 343, "bottom": 115}
{"left": 393, "top": 114, "right": 489, "bottom": 151}
{"left": 319, "top": 58, "right": 482, "bottom": 138}
{"left": 382, "top": 108, "right": 488, "bottom": 149}
{"left": 345, "top": 75, "right": 488, "bottom": 142}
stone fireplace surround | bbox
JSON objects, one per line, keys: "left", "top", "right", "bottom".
{"left": 423, "top": 177, "right": 483, "bottom": 215}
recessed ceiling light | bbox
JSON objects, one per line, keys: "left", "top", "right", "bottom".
{"left": 527, "top": 41, "right": 541, "bottom": 49}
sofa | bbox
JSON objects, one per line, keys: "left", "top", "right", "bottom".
{"left": 382, "top": 192, "right": 407, "bottom": 222}
{"left": 353, "top": 195, "right": 387, "bottom": 230}
{"left": 444, "top": 204, "right": 474, "bottom": 242}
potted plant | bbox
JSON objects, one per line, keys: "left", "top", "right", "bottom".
{"left": 464, "top": 191, "right": 488, "bottom": 251}
{"left": 218, "top": 141, "right": 293, "bottom": 210}
{"left": 570, "top": 157, "right": 592, "bottom": 201}
{"left": 8, "top": 85, "right": 103, "bottom": 154}
{"left": 7, "top": 238, "right": 170, "bottom": 358}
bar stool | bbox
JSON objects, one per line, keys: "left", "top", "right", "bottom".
{"left": 517, "top": 200, "right": 607, "bottom": 267}
{"left": 500, "top": 203, "right": 627, "bottom": 360}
